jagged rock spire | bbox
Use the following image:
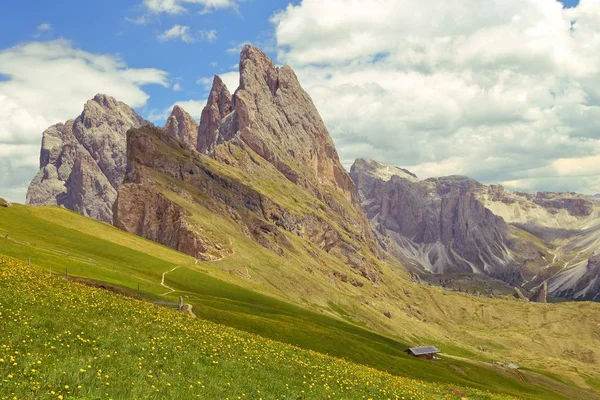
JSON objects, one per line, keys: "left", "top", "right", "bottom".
{"left": 197, "top": 75, "right": 233, "bottom": 154}
{"left": 197, "top": 45, "right": 357, "bottom": 203}
{"left": 164, "top": 105, "right": 199, "bottom": 150}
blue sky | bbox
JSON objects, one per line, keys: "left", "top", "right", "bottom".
{"left": 3, "top": 0, "right": 600, "bottom": 202}
{"left": 0, "top": 0, "right": 578, "bottom": 122}
{"left": 0, "top": 0, "right": 293, "bottom": 121}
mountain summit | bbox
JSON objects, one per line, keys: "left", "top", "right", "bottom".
{"left": 198, "top": 45, "right": 356, "bottom": 204}
{"left": 26, "top": 94, "right": 147, "bottom": 222}
{"left": 350, "top": 158, "right": 519, "bottom": 279}
{"left": 164, "top": 105, "right": 198, "bottom": 150}
{"left": 113, "top": 45, "right": 377, "bottom": 274}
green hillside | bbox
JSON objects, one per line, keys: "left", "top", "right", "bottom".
{"left": 0, "top": 256, "right": 519, "bottom": 400}
{"left": 0, "top": 204, "right": 598, "bottom": 399}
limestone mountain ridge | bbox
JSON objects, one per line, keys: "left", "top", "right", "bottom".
{"left": 350, "top": 157, "right": 600, "bottom": 301}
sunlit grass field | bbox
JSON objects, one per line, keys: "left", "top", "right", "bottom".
{"left": 1, "top": 204, "right": 598, "bottom": 399}
{"left": 0, "top": 256, "right": 517, "bottom": 400}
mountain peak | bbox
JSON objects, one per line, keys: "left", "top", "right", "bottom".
{"left": 164, "top": 105, "right": 198, "bottom": 150}
{"left": 197, "top": 45, "right": 357, "bottom": 203}
{"left": 171, "top": 104, "right": 185, "bottom": 114}
{"left": 211, "top": 74, "right": 226, "bottom": 90}
{"left": 197, "top": 75, "right": 234, "bottom": 154}
{"left": 240, "top": 45, "right": 273, "bottom": 66}
{"left": 239, "top": 45, "right": 280, "bottom": 97}
{"left": 26, "top": 94, "right": 146, "bottom": 222}
{"left": 89, "top": 93, "right": 119, "bottom": 110}
{"left": 351, "top": 158, "right": 419, "bottom": 183}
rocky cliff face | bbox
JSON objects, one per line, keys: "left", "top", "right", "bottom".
{"left": 114, "top": 46, "right": 378, "bottom": 278}
{"left": 163, "top": 106, "right": 199, "bottom": 150}
{"left": 478, "top": 188, "right": 596, "bottom": 228}
{"left": 529, "top": 282, "right": 548, "bottom": 303}
{"left": 351, "top": 158, "right": 600, "bottom": 302}
{"left": 26, "top": 94, "right": 147, "bottom": 223}
{"left": 351, "top": 158, "right": 519, "bottom": 280}
{"left": 547, "top": 252, "right": 600, "bottom": 301}
{"left": 477, "top": 186, "right": 600, "bottom": 300}
{"left": 114, "top": 182, "right": 227, "bottom": 261}
{"left": 114, "top": 125, "right": 376, "bottom": 275}
{"left": 198, "top": 45, "right": 357, "bottom": 205}
{"left": 197, "top": 75, "right": 233, "bottom": 154}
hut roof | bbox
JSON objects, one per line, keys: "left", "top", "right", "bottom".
{"left": 408, "top": 346, "right": 441, "bottom": 355}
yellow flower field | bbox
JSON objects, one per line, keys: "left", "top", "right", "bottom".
{"left": 0, "top": 256, "right": 515, "bottom": 399}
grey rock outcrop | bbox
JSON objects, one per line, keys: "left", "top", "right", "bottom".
{"left": 351, "top": 158, "right": 517, "bottom": 279}
{"left": 198, "top": 45, "right": 357, "bottom": 204}
{"left": 114, "top": 46, "right": 378, "bottom": 273}
{"left": 197, "top": 75, "right": 233, "bottom": 154}
{"left": 0, "top": 198, "right": 11, "bottom": 208}
{"left": 529, "top": 282, "right": 548, "bottom": 303}
{"left": 26, "top": 94, "right": 147, "bottom": 223}
{"left": 164, "top": 105, "right": 198, "bottom": 150}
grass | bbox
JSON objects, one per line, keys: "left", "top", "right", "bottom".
{"left": 0, "top": 256, "right": 519, "bottom": 400}
{"left": 0, "top": 205, "right": 588, "bottom": 399}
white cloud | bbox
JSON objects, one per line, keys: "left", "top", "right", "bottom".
{"left": 196, "top": 77, "right": 213, "bottom": 89}
{"left": 172, "top": 83, "right": 183, "bottom": 91}
{"left": 125, "top": 15, "right": 152, "bottom": 25}
{"left": 272, "top": 0, "right": 600, "bottom": 194}
{"left": 36, "top": 23, "right": 52, "bottom": 32}
{"left": 199, "top": 29, "right": 217, "bottom": 43}
{"left": 158, "top": 25, "right": 196, "bottom": 43}
{"left": 34, "top": 23, "right": 52, "bottom": 38}
{"left": 143, "top": 0, "right": 238, "bottom": 14}
{"left": 219, "top": 71, "right": 239, "bottom": 94}
{"left": 0, "top": 39, "right": 168, "bottom": 203}
{"left": 158, "top": 26, "right": 218, "bottom": 44}
{"left": 196, "top": 71, "right": 239, "bottom": 94}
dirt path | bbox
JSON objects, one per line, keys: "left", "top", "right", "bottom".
{"left": 160, "top": 267, "right": 180, "bottom": 296}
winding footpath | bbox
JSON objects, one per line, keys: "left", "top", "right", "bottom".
{"left": 160, "top": 267, "right": 180, "bottom": 296}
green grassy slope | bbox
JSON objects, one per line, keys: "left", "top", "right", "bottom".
{"left": 0, "top": 256, "right": 516, "bottom": 400}
{"left": 0, "top": 205, "right": 586, "bottom": 399}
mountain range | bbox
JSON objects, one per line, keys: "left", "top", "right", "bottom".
{"left": 26, "top": 45, "right": 600, "bottom": 303}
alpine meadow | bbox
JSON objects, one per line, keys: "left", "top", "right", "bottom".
{"left": 2, "top": 1, "right": 600, "bottom": 399}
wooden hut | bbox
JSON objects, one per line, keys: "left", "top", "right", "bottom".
{"left": 406, "top": 346, "right": 441, "bottom": 360}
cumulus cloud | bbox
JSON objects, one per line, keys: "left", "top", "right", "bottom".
{"left": 143, "top": 0, "right": 238, "bottom": 15}
{"left": 0, "top": 40, "right": 168, "bottom": 203}
{"left": 125, "top": 15, "right": 152, "bottom": 25}
{"left": 196, "top": 77, "right": 212, "bottom": 88}
{"left": 199, "top": 29, "right": 217, "bottom": 43}
{"left": 271, "top": 0, "right": 600, "bottom": 194}
{"left": 34, "top": 23, "right": 52, "bottom": 37}
{"left": 158, "top": 25, "right": 196, "bottom": 43}
{"left": 226, "top": 41, "right": 253, "bottom": 54}
{"left": 158, "top": 25, "right": 218, "bottom": 43}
